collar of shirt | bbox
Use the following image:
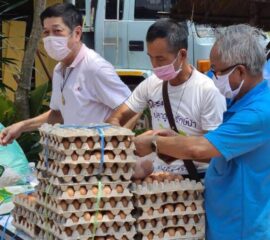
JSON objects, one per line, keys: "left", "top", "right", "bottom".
{"left": 227, "top": 80, "right": 268, "bottom": 113}
{"left": 55, "top": 43, "right": 88, "bottom": 73}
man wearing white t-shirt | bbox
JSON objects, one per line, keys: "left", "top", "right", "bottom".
{"left": 0, "top": 3, "right": 130, "bottom": 145}
{"left": 107, "top": 19, "right": 226, "bottom": 178}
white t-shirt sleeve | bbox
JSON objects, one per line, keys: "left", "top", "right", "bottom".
{"left": 200, "top": 85, "right": 226, "bottom": 131}
{"left": 49, "top": 68, "right": 60, "bottom": 111}
{"left": 93, "top": 64, "right": 131, "bottom": 109}
{"left": 126, "top": 79, "right": 150, "bottom": 113}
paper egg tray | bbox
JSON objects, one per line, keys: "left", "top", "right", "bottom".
{"left": 36, "top": 217, "right": 136, "bottom": 240}
{"left": 36, "top": 181, "right": 133, "bottom": 200}
{"left": 36, "top": 192, "right": 133, "bottom": 216}
{"left": 12, "top": 193, "right": 37, "bottom": 212}
{"left": 39, "top": 123, "right": 134, "bottom": 142}
{"left": 39, "top": 147, "right": 136, "bottom": 164}
{"left": 40, "top": 133, "right": 135, "bottom": 152}
{"left": 131, "top": 178, "right": 204, "bottom": 195}
{"left": 140, "top": 225, "right": 205, "bottom": 240}
{"left": 12, "top": 215, "right": 37, "bottom": 239}
{"left": 37, "top": 160, "right": 135, "bottom": 181}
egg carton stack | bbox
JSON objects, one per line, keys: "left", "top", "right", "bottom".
{"left": 34, "top": 123, "right": 137, "bottom": 240}
{"left": 11, "top": 193, "right": 39, "bottom": 238}
{"left": 132, "top": 173, "right": 205, "bottom": 240}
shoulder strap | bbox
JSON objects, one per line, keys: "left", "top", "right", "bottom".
{"left": 162, "top": 81, "right": 200, "bottom": 181}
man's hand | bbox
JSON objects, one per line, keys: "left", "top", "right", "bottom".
{"left": 134, "top": 135, "right": 153, "bottom": 157}
{"left": 0, "top": 122, "right": 24, "bottom": 145}
{"left": 132, "top": 158, "right": 154, "bottom": 179}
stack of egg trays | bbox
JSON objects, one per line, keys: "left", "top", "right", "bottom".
{"left": 131, "top": 176, "right": 205, "bottom": 240}
{"left": 34, "top": 124, "right": 137, "bottom": 240}
{"left": 12, "top": 193, "right": 40, "bottom": 238}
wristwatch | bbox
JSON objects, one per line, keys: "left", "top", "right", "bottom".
{"left": 151, "top": 135, "right": 158, "bottom": 153}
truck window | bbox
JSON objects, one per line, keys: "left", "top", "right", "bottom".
{"left": 135, "top": 0, "right": 177, "bottom": 19}
{"left": 106, "top": 0, "right": 124, "bottom": 20}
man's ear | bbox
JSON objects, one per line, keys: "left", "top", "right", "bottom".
{"left": 74, "top": 26, "right": 82, "bottom": 40}
{"left": 179, "top": 49, "right": 187, "bottom": 59}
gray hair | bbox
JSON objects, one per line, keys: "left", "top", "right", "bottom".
{"left": 214, "top": 24, "right": 266, "bottom": 75}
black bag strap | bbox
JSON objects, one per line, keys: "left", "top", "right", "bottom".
{"left": 162, "top": 81, "right": 200, "bottom": 181}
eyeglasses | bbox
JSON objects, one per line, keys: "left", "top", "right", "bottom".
{"left": 210, "top": 63, "right": 245, "bottom": 78}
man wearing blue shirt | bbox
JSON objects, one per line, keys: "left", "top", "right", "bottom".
{"left": 133, "top": 24, "right": 270, "bottom": 240}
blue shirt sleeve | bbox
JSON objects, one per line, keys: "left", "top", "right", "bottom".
{"left": 205, "top": 108, "right": 270, "bottom": 161}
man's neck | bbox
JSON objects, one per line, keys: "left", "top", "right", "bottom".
{"left": 169, "top": 63, "right": 193, "bottom": 86}
{"left": 61, "top": 42, "right": 82, "bottom": 67}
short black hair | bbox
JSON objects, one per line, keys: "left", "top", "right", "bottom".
{"left": 146, "top": 19, "right": 188, "bottom": 53}
{"left": 40, "top": 3, "right": 83, "bottom": 30}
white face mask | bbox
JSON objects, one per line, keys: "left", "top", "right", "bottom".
{"left": 43, "top": 36, "right": 71, "bottom": 61}
{"left": 212, "top": 66, "right": 244, "bottom": 99}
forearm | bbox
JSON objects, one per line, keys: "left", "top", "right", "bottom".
{"left": 157, "top": 135, "right": 220, "bottom": 161}
{"left": 21, "top": 110, "right": 62, "bottom": 132}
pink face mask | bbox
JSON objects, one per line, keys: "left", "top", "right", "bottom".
{"left": 153, "top": 55, "right": 182, "bottom": 81}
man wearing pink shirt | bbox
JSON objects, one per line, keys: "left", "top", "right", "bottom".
{"left": 0, "top": 3, "right": 131, "bottom": 145}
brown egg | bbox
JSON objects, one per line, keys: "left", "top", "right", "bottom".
{"left": 165, "top": 204, "right": 174, "bottom": 213}
{"left": 167, "top": 174, "right": 176, "bottom": 182}
{"left": 194, "top": 214, "right": 199, "bottom": 223}
{"left": 168, "top": 228, "right": 176, "bottom": 237}
{"left": 191, "top": 227, "right": 197, "bottom": 235}
{"left": 106, "top": 237, "right": 116, "bottom": 240}
{"left": 140, "top": 220, "right": 146, "bottom": 229}
{"left": 122, "top": 236, "right": 128, "bottom": 240}
{"left": 84, "top": 212, "right": 91, "bottom": 221}
{"left": 111, "top": 164, "right": 118, "bottom": 173}
{"left": 94, "top": 151, "right": 101, "bottom": 160}
{"left": 106, "top": 151, "right": 115, "bottom": 160}
{"left": 134, "top": 179, "right": 142, "bottom": 185}
{"left": 74, "top": 165, "right": 82, "bottom": 174}
{"left": 100, "top": 223, "right": 108, "bottom": 233}
{"left": 84, "top": 151, "right": 91, "bottom": 161}
{"left": 161, "top": 217, "right": 167, "bottom": 226}
{"left": 103, "top": 186, "right": 112, "bottom": 195}
{"left": 80, "top": 186, "right": 87, "bottom": 195}
{"left": 60, "top": 200, "right": 68, "bottom": 211}
{"left": 72, "top": 200, "right": 80, "bottom": 210}
{"left": 121, "top": 197, "right": 128, "bottom": 207}
{"left": 71, "top": 214, "right": 79, "bottom": 223}
{"left": 119, "top": 151, "right": 127, "bottom": 160}
{"left": 145, "top": 176, "right": 153, "bottom": 184}
{"left": 172, "top": 216, "right": 178, "bottom": 225}
{"left": 124, "top": 222, "right": 131, "bottom": 231}
{"left": 172, "top": 192, "right": 178, "bottom": 201}
{"left": 112, "top": 223, "right": 119, "bottom": 231}
{"left": 87, "top": 164, "right": 93, "bottom": 174}
{"left": 77, "top": 225, "right": 84, "bottom": 235}
{"left": 97, "top": 212, "right": 103, "bottom": 221}
{"left": 158, "top": 230, "right": 164, "bottom": 238}
{"left": 119, "top": 211, "right": 126, "bottom": 219}
{"left": 87, "top": 138, "right": 94, "bottom": 148}
{"left": 109, "top": 198, "right": 116, "bottom": 207}
{"left": 147, "top": 232, "right": 154, "bottom": 240}
{"left": 88, "top": 224, "right": 94, "bottom": 232}
{"left": 62, "top": 139, "right": 70, "bottom": 149}
{"left": 91, "top": 186, "right": 99, "bottom": 195}
{"left": 67, "top": 187, "right": 75, "bottom": 197}
{"left": 28, "top": 195, "right": 36, "bottom": 203}
{"left": 85, "top": 199, "right": 92, "bottom": 209}
{"left": 116, "top": 185, "right": 124, "bottom": 193}
{"left": 122, "top": 164, "right": 128, "bottom": 173}
{"left": 190, "top": 202, "right": 197, "bottom": 211}
{"left": 107, "top": 212, "right": 114, "bottom": 220}
{"left": 150, "top": 219, "right": 157, "bottom": 227}
{"left": 158, "top": 206, "right": 164, "bottom": 214}
{"left": 139, "top": 196, "right": 146, "bottom": 204}
{"left": 62, "top": 165, "right": 70, "bottom": 175}
{"left": 99, "top": 200, "right": 105, "bottom": 208}
{"left": 175, "top": 175, "right": 184, "bottom": 181}
{"left": 150, "top": 194, "right": 157, "bottom": 203}
{"left": 183, "top": 215, "right": 189, "bottom": 224}
{"left": 182, "top": 191, "right": 189, "bottom": 200}
{"left": 124, "top": 138, "right": 131, "bottom": 148}
{"left": 71, "top": 152, "right": 78, "bottom": 161}
{"left": 111, "top": 137, "right": 119, "bottom": 148}
{"left": 96, "top": 237, "right": 105, "bottom": 240}
{"left": 75, "top": 138, "right": 83, "bottom": 149}
{"left": 176, "top": 203, "right": 186, "bottom": 212}
{"left": 147, "top": 207, "right": 154, "bottom": 216}
{"left": 65, "top": 227, "right": 72, "bottom": 236}
{"left": 177, "top": 227, "right": 186, "bottom": 236}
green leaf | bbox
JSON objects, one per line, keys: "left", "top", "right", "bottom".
{"left": 0, "top": 0, "right": 29, "bottom": 15}
{"left": 29, "top": 82, "right": 48, "bottom": 117}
